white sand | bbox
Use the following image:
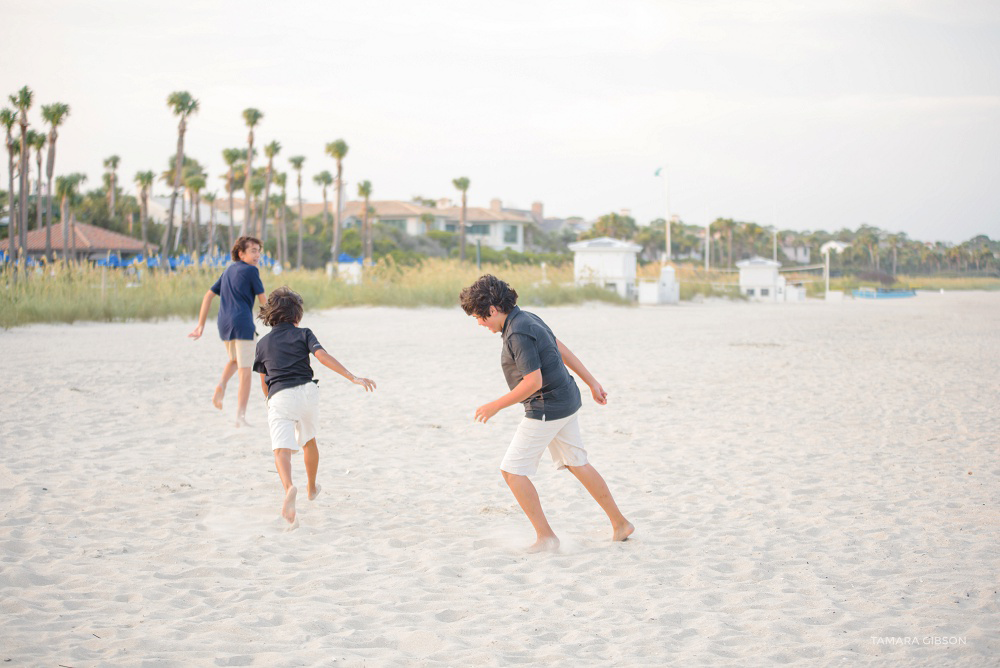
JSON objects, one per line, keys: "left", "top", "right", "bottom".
{"left": 1, "top": 291, "right": 998, "bottom": 666}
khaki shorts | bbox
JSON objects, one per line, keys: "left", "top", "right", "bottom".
{"left": 500, "top": 410, "right": 588, "bottom": 476}
{"left": 266, "top": 382, "right": 320, "bottom": 452}
{"left": 224, "top": 339, "right": 256, "bottom": 368}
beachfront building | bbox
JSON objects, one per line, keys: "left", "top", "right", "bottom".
{"left": 568, "top": 236, "right": 642, "bottom": 299}
{"left": 0, "top": 221, "right": 157, "bottom": 262}
{"left": 736, "top": 256, "right": 805, "bottom": 302}
{"left": 342, "top": 199, "right": 531, "bottom": 253}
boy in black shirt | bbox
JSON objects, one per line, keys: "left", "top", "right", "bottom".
{"left": 253, "top": 287, "right": 376, "bottom": 525}
{"left": 460, "top": 275, "right": 634, "bottom": 552}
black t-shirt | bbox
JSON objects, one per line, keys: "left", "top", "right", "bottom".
{"left": 500, "top": 306, "right": 582, "bottom": 420}
{"left": 253, "top": 323, "right": 324, "bottom": 398}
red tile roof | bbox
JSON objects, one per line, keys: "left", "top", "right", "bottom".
{"left": 0, "top": 222, "right": 157, "bottom": 253}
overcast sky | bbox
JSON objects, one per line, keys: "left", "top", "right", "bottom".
{"left": 3, "top": 0, "right": 998, "bottom": 243}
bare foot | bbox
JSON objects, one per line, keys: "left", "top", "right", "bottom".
{"left": 212, "top": 385, "right": 225, "bottom": 410}
{"left": 613, "top": 521, "right": 635, "bottom": 542}
{"left": 308, "top": 484, "right": 322, "bottom": 501}
{"left": 281, "top": 486, "right": 297, "bottom": 524}
{"left": 235, "top": 415, "right": 252, "bottom": 428}
{"left": 527, "top": 536, "right": 560, "bottom": 553}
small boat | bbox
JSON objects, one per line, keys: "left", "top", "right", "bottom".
{"left": 852, "top": 287, "right": 916, "bottom": 299}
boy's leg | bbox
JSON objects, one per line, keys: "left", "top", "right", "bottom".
{"left": 565, "top": 463, "right": 634, "bottom": 541}
{"left": 273, "top": 448, "right": 297, "bottom": 523}
{"left": 302, "top": 439, "right": 320, "bottom": 500}
{"left": 501, "top": 470, "right": 559, "bottom": 552}
{"left": 214, "top": 359, "right": 238, "bottom": 410}
{"left": 236, "top": 368, "right": 252, "bottom": 424}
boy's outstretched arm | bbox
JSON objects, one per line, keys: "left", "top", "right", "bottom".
{"left": 188, "top": 290, "right": 216, "bottom": 339}
{"left": 474, "top": 369, "right": 543, "bottom": 423}
{"left": 314, "top": 348, "right": 376, "bottom": 392}
{"left": 556, "top": 338, "right": 608, "bottom": 405}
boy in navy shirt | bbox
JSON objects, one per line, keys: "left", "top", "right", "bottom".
{"left": 253, "top": 287, "right": 376, "bottom": 525}
{"left": 460, "top": 274, "right": 634, "bottom": 552}
{"left": 189, "top": 236, "right": 267, "bottom": 427}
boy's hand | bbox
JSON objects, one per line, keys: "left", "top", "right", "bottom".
{"left": 188, "top": 324, "right": 204, "bottom": 339}
{"left": 474, "top": 401, "right": 501, "bottom": 423}
{"left": 351, "top": 375, "right": 377, "bottom": 392}
{"left": 590, "top": 382, "right": 608, "bottom": 405}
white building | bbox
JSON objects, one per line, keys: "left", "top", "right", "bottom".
{"left": 568, "top": 236, "right": 642, "bottom": 299}
{"left": 342, "top": 199, "right": 530, "bottom": 253}
{"left": 736, "top": 256, "right": 806, "bottom": 302}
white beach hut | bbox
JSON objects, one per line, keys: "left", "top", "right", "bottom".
{"left": 568, "top": 237, "right": 642, "bottom": 299}
{"left": 737, "top": 256, "right": 786, "bottom": 302}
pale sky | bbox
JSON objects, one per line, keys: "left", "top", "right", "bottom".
{"left": 3, "top": 0, "right": 998, "bottom": 243}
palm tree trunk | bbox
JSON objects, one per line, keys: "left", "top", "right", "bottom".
{"left": 19, "top": 119, "right": 29, "bottom": 256}
{"left": 44, "top": 130, "right": 57, "bottom": 261}
{"left": 207, "top": 200, "right": 215, "bottom": 255}
{"left": 193, "top": 191, "right": 201, "bottom": 265}
{"left": 243, "top": 132, "right": 254, "bottom": 236}
{"left": 140, "top": 187, "right": 149, "bottom": 257}
{"left": 60, "top": 195, "right": 69, "bottom": 261}
{"left": 6, "top": 139, "right": 17, "bottom": 263}
{"left": 331, "top": 164, "right": 343, "bottom": 264}
{"left": 163, "top": 118, "right": 186, "bottom": 255}
{"left": 261, "top": 161, "right": 273, "bottom": 244}
{"left": 296, "top": 175, "right": 303, "bottom": 269}
{"left": 363, "top": 197, "right": 370, "bottom": 265}
{"left": 227, "top": 176, "right": 235, "bottom": 250}
{"left": 69, "top": 210, "right": 77, "bottom": 262}
{"left": 34, "top": 152, "right": 43, "bottom": 241}
{"left": 459, "top": 191, "right": 467, "bottom": 261}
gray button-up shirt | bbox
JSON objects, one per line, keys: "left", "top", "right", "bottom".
{"left": 500, "top": 306, "right": 582, "bottom": 420}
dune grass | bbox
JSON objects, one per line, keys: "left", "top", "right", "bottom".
{"left": 0, "top": 258, "right": 628, "bottom": 329}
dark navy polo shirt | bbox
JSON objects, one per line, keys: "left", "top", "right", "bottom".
{"left": 500, "top": 306, "right": 582, "bottom": 420}
{"left": 210, "top": 261, "right": 265, "bottom": 341}
{"left": 253, "top": 324, "right": 324, "bottom": 398}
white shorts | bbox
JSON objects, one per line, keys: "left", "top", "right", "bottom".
{"left": 500, "top": 410, "right": 588, "bottom": 476}
{"left": 266, "top": 382, "right": 319, "bottom": 452}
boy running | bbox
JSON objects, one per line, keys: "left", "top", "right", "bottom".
{"left": 253, "top": 287, "right": 376, "bottom": 524}
{"left": 460, "top": 274, "right": 634, "bottom": 552}
{"left": 189, "top": 236, "right": 267, "bottom": 427}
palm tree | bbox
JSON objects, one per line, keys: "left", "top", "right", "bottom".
{"left": 274, "top": 172, "right": 288, "bottom": 268}
{"left": 164, "top": 92, "right": 199, "bottom": 256}
{"left": 41, "top": 102, "right": 70, "bottom": 261}
{"left": 10, "top": 86, "right": 33, "bottom": 256}
{"left": 221, "top": 147, "right": 244, "bottom": 249}
{"left": 420, "top": 212, "right": 435, "bottom": 234}
{"left": 259, "top": 140, "right": 280, "bottom": 243}
{"left": 203, "top": 191, "right": 217, "bottom": 254}
{"left": 289, "top": 155, "right": 305, "bottom": 269}
{"left": 135, "top": 170, "right": 154, "bottom": 256}
{"left": 452, "top": 177, "right": 470, "bottom": 261}
{"left": 324, "top": 139, "right": 348, "bottom": 264}
{"left": 56, "top": 173, "right": 86, "bottom": 261}
{"left": 357, "top": 180, "right": 373, "bottom": 265}
{"left": 184, "top": 173, "right": 206, "bottom": 260}
{"left": 248, "top": 169, "right": 266, "bottom": 241}
{"left": 241, "top": 108, "right": 264, "bottom": 236}
{"left": 103, "top": 155, "right": 120, "bottom": 218}
{"left": 2, "top": 108, "right": 18, "bottom": 259}
{"left": 313, "top": 170, "right": 333, "bottom": 256}
{"left": 28, "top": 130, "right": 45, "bottom": 235}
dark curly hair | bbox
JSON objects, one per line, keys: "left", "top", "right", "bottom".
{"left": 231, "top": 235, "right": 262, "bottom": 262}
{"left": 258, "top": 286, "right": 304, "bottom": 327}
{"left": 459, "top": 274, "right": 518, "bottom": 319}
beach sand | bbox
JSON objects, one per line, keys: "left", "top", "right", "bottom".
{"left": 1, "top": 291, "right": 998, "bottom": 666}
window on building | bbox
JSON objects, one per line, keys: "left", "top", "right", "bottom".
{"left": 746, "top": 288, "right": 755, "bottom": 296}
{"left": 761, "top": 288, "right": 769, "bottom": 296}
{"left": 445, "top": 223, "right": 457, "bottom": 233}
{"left": 380, "top": 219, "right": 406, "bottom": 231}
{"left": 468, "top": 224, "right": 490, "bottom": 236}
{"left": 503, "top": 225, "right": 519, "bottom": 243}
